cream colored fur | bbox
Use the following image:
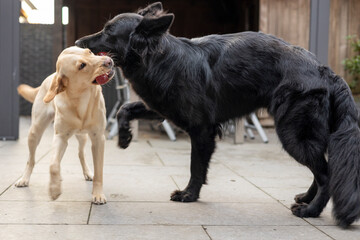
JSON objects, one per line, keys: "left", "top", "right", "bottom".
{"left": 16, "top": 46, "right": 114, "bottom": 204}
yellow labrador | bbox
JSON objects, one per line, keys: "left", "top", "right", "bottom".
{"left": 16, "top": 46, "right": 114, "bottom": 204}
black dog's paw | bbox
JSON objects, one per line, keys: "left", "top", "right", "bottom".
{"left": 118, "top": 120, "right": 132, "bottom": 149}
{"left": 118, "top": 129, "right": 132, "bottom": 149}
{"left": 291, "top": 203, "right": 308, "bottom": 217}
{"left": 170, "top": 189, "right": 198, "bottom": 202}
{"left": 291, "top": 203, "right": 320, "bottom": 218}
{"left": 294, "top": 192, "right": 312, "bottom": 204}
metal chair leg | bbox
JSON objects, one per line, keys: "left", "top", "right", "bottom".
{"left": 244, "top": 119, "right": 255, "bottom": 139}
{"left": 108, "top": 121, "right": 118, "bottom": 140}
{"left": 162, "top": 120, "right": 176, "bottom": 141}
{"left": 249, "top": 113, "right": 268, "bottom": 143}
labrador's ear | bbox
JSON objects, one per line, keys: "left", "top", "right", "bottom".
{"left": 137, "top": 2, "right": 163, "bottom": 16}
{"left": 43, "top": 74, "right": 66, "bottom": 103}
{"left": 135, "top": 14, "right": 174, "bottom": 37}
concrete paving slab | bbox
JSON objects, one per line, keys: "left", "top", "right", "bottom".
{"left": 260, "top": 187, "right": 309, "bottom": 206}
{"left": 0, "top": 173, "right": 93, "bottom": 202}
{"left": 305, "top": 202, "right": 360, "bottom": 226}
{"left": 0, "top": 162, "right": 35, "bottom": 194}
{"left": 317, "top": 226, "right": 360, "bottom": 240}
{"left": 156, "top": 149, "right": 192, "bottom": 166}
{"left": 37, "top": 138, "right": 163, "bottom": 167}
{"left": 205, "top": 226, "right": 332, "bottom": 240}
{"left": 148, "top": 138, "right": 191, "bottom": 150}
{"left": 245, "top": 176, "right": 313, "bottom": 188}
{"left": 89, "top": 202, "right": 308, "bottom": 226}
{"left": 0, "top": 141, "right": 52, "bottom": 159}
{"left": 0, "top": 225, "right": 210, "bottom": 240}
{"left": 220, "top": 158, "right": 312, "bottom": 179}
{"left": 103, "top": 144, "right": 163, "bottom": 166}
{"left": 2, "top": 168, "right": 179, "bottom": 203}
{"left": 0, "top": 201, "right": 90, "bottom": 224}
{"left": 172, "top": 175, "right": 276, "bottom": 203}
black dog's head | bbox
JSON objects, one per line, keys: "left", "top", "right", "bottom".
{"left": 75, "top": 2, "right": 174, "bottom": 66}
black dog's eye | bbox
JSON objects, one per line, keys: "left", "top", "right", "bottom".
{"left": 105, "top": 24, "right": 114, "bottom": 33}
{"left": 79, "top": 63, "right": 86, "bottom": 70}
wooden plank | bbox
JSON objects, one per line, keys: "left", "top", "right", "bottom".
{"left": 288, "top": 0, "right": 298, "bottom": 46}
{"left": 259, "top": 0, "right": 269, "bottom": 33}
{"left": 347, "top": 0, "right": 360, "bottom": 91}
{"left": 234, "top": 118, "right": 244, "bottom": 144}
{"left": 328, "top": 0, "right": 337, "bottom": 73}
{"left": 66, "top": 2, "right": 76, "bottom": 46}
{"left": 339, "top": 0, "right": 349, "bottom": 78}
{"left": 348, "top": 0, "right": 360, "bottom": 51}
{"left": 298, "top": 0, "right": 310, "bottom": 49}
{"left": 53, "top": 0, "right": 63, "bottom": 71}
{"left": 259, "top": 0, "right": 310, "bottom": 49}
{"left": 329, "top": 0, "right": 349, "bottom": 77}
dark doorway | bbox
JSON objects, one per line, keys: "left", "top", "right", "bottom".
{"left": 64, "top": 0, "right": 259, "bottom": 44}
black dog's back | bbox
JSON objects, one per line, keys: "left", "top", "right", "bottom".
{"left": 144, "top": 31, "right": 324, "bottom": 124}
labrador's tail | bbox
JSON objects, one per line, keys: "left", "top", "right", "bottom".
{"left": 17, "top": 84, "right": 40, "bottom": 103}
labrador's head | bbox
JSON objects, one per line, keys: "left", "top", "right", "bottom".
{"left": 43, "top": 46, "right": 114, "bottom": 103}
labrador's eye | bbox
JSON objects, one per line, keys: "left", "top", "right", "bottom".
{"left": 79, "top": 63, "right": 86, "bottom": 70}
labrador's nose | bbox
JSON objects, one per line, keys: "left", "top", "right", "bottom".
{"left": 103, "top": 57, "right": 113, "bottom": 68}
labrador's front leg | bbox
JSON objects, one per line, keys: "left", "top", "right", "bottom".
{"left": 49, "top": 134, "right": 69, "bottom": 200}
{"left": 89, "top": 133, "right": 107, "bottom": 204}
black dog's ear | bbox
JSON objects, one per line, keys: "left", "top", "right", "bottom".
{"left": 137, "top": 2, "right": 163, "bottom": 16}
{"left": 135, "top": 14, "right": 174, "bottom": 36}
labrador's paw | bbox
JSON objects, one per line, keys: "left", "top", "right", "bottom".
{"left": 83, "top": 171, "right": 93, "bottom": 181}
{"left": 15, "top": 177, "right": 30, "bottom": 187}
{"left": 49, "top": 182, "right": 62, "bottom": 200}
{"left": 92, "top": 193, "right": 107, "bottom": 205}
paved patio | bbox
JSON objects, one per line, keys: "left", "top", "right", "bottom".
{"left": 0, "top": 117, "right": 359, "bottom": 239}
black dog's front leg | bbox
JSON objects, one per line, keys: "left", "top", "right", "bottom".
{"left": 171, "top": 126, "right": 217, "bottom": 202}
{"left": 117, "top": 101, "right": 164, "bottom": 148}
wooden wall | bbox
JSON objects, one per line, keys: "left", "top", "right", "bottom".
{"left": 328, "top": 0, "right": 360, "bottom": 83}
{"left": 63, "top": 0, "right": 259, "bottom": 46}
{"left": 259, "top": 0, "right": 310, "bottom": 49}
{"left": 260, "top": 0, "right": 360, "bottom": 90}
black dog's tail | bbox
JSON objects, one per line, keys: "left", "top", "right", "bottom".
{"left": 326, "top": 68, "right": 360, "bottom": 227}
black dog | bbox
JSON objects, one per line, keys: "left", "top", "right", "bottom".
{"left": 76, "top": 2, "right": 360, "bottom": 227}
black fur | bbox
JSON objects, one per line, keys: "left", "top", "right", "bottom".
{"left": 76, "top": 2, "right": 360, "bottom": 227}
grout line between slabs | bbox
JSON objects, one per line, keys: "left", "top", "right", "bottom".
{"left": 87, "top": 203, "right": 93, "bottom": 225}
{"left": 201, "top": 225, "right": 213, "bottom": 240}
{"left": 170, "top": 176, "right": 180, "bottom": 190}
{"left": 155, "top": 152, "right": 165, "bottom": 166}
